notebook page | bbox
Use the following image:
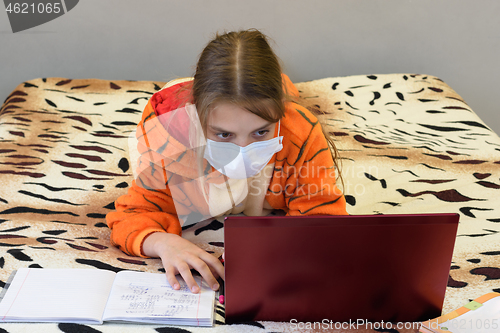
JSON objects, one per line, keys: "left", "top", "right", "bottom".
{"left": 0, "top": 268, "right": 116, "bottom": 324}
{"left": 102, "top": 271, "right": 214, "bottom": 326}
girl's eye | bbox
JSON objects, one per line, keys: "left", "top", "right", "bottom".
{"left": 216, "top": 132, "right": 232, "bottom": 139}
{"left": 255, "top": 130, "right": 269, "bottom": 137}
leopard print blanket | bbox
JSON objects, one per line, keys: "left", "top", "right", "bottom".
{"left": 0, "top": 74, "right": 499, "bottom": 333}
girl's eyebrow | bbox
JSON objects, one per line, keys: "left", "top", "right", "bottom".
{"left": 251, "top": 122, "right": 274, "bottom": 132}
{"left": 208, "top": 125, "right": 233, "bottom": 133}
{"left": 209, "top": 122, "right": 274, "bottom": 133}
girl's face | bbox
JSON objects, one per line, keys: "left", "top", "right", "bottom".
{"left": 206, "top": 102, "right": 277, "bottom": 147}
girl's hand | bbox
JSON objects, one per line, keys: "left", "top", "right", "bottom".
{"left": 142, "top": 232, "right": 224, "bottom": 293}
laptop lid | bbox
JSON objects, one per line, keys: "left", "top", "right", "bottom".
{"left": 223, "top": 213, "right": 459, "bottom": 324}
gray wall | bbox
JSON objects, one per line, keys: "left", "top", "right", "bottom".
{"left": 1, "top": 0, "right": 499, "bottom": 135}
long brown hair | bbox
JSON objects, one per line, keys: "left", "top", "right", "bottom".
{"left": 191, "top": 29, "right": 343, "bottom": 186}
{"left": 192, "top": 29, "right": 284, "bottom": 128}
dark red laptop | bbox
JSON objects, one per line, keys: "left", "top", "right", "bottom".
{"left": 223, "top": 213, "right": 459, "bottom": 324}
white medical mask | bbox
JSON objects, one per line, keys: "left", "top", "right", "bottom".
{"left": 204, "top": 121, "right": 283, "bottom": 179}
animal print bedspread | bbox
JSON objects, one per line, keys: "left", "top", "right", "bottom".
{"left": 0, "top": 74, "right": 499, "bottom": 333}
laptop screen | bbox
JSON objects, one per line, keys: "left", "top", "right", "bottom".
{"left": 223, "top": 213, "right": 459, "bottom": 324}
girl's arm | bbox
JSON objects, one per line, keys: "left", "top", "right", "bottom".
{"left": 267, "top": 104, "right": 348, "bottom": 216}
{"left": 106, "top": 179, "right": 182, "bottom": 257}
{"left": 291, "top": 118, "right": 347, "bottom": 216}
{"left": 106, "top": 178, "right": 224, "bottom": 293}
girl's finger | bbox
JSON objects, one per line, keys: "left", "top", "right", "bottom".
{"left": 200, "top": 252, "right": 225, "bottom": 281}
{"left": 190, "top": 259, "right": 220, "bottom": 291}
{"left": 176, "top": 262, "right": 200, "bottom": 293}
{"left": 163, "top": 264, "right": 181, "bottom": 290}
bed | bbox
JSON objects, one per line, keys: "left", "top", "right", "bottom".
{"left": 1, "top": 74, "right": 499, "bottom": 333}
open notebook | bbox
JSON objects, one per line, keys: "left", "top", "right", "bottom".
{"left": 0, "top": 268, "right": 215, "bottom": 326}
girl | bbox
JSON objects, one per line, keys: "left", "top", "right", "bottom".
{"left": 106, "top": 29, "right": 347, "bottom": 294}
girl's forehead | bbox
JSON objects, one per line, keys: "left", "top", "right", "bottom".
{"left": 207, "top": 102, "right": 274, "bottom": 130}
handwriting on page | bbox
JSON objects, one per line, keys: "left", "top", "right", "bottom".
{"left": 120, "top": 282, "right": 201, "bottom": 317}
{"left": 102, "top": 270, "right": 213, "bottom": 323}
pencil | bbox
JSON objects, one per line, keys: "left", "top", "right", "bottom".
{"left": 218, "top": 278, "right": 225, "bottom": 304}
{"left": 218, "top": 254, "right": 225, "bottom": 304}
